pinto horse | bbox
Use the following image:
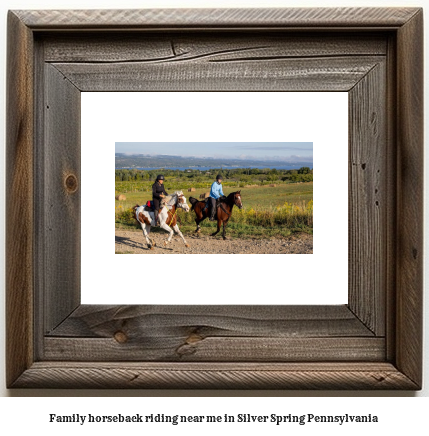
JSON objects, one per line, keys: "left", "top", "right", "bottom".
{"left": 189, "top": 191, "right": 243, "bottom": 240}
{"left": 133, "top": 191, "right": 190, "bottom": 249}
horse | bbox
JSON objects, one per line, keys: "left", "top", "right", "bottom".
{"left": 189, "top": 191, "right": 243, "bottom": 240}
{"left": 133, "top": 191, "right": 190, "bottom": 249}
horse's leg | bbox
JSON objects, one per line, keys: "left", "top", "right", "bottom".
{"left": 195, "top": 217, "right": 207, "bottom": 234}
{"left": 173, "top": 224, "right": 189, "bottom": 247}
{"left": 211, "top": 219, "right": 221, "bottom": 237}
{"left": 222, "top": 221, "right": 228, "bottom": 240}
{"left": 160, "top": 222, "right": 174, "bottom": 245}
{"left": 141, "top": 224, "right": 154, "bottom": 249}
{"left": 194, "top": 208, "right": 205, "bottom": 233}
{"left": 194, "top": 217, "right": 201, "bottom": 233}
{"left": 146, "top": 225, "right": 155, "bottom": 247}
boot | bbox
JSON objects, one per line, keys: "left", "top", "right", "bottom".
{"left": 210, "top": 205, "right": 216, "bottom": 221}
{"left": 154, "top": 209, "right": 159, "bottom": 226}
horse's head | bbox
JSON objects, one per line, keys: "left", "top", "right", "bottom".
{"left": 234, "top": 191, "right": 243, "bottom": 209}
{"left": 175, "top": 191, "right": 190, "bottom": 212}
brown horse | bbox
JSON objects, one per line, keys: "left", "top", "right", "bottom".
{"left": 189, "top": 191, "right": 243, "bottom": 240}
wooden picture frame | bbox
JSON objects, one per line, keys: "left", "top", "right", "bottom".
{"left": 6, "top": 7, "right": 423, "bottom": 389}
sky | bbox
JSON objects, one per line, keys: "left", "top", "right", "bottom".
{"left": 115, "top": 142, "right": 313, "bottom": 163}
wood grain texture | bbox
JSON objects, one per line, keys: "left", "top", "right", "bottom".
{"left": 52, "top": 56, "right": 383, "bottom": 92}
{"left": 14, "top": 8, "right": 420, "bottom": 29}
{"left": 33, "top": 38, "right": 46, "bottom": 361}
{"left": 11, "top": 362, "right": 419, "bottom": 390}
{"left": 44, "top": 337, "right": 385, "bottom": 362}
{"left": 42, "top": 33, "right": 388, "bottom": 63}
{"left": 44, "top": 305, "right": 380, "bottom": 362}
{"left": 43, "top": 64, "right": 81, "bottom": 333}
{"left": 395, "top": 10, "right": 423, "bottom": 388}
{"left": 385, "top": 34, "right": 398, "bottom": 363}
{"left": 47, "top": 305, "right": 375, "bottom": 338}
{"left": 6, "top": 11, "right": 35, "bottom": 388}
{"left": 348, "top": 62, "right": 386, "bottom": 336}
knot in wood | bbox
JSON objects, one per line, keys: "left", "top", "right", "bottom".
{"left": 65, "top": 174, "right": 78, "bottom": 193}
{"left": 186, "top": 333, "right": 203, "bottom": 344}
{"left": 114, "top": 331, "right": 128, "bottom": 343}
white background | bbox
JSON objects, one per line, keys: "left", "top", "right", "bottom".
{"left": 82, "top": 92, "right": 348, "bottom": 305}
{"left": 0, "top": 0, "right": 428, "bottom": 426}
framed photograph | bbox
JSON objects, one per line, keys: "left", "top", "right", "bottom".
{"left": 6, "top": 7, "right": 423, "bottom": 389}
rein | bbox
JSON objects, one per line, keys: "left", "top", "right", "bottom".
{"left": 218, "top": 195, "right": 241, "bottom": 221}
{"left": 166, "top": 207, "right": 177, "bottom": 227}
{"left": 166, "top": 194, "right": 184, "bottom": 226}
{"left": 219, "top": 203, "right": 231, "bottom": 217}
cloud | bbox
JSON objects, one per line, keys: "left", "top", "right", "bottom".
{"left": 229, "top": 145, "right": 313, "bottom": 152}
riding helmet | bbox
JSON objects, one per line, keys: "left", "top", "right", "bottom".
{"left": 156, "top": 174, "right": 165, "bottom": 181}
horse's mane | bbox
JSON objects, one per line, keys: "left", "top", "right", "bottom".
{"left": 222, "top": 191, "right": 237, "bottom": 202}
{"left": 162, "top": 191, "right": 184, "bottom": 206}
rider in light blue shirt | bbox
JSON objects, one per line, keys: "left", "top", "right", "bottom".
{"left": 209, "top": 174, "right": 225, "bottom": 221}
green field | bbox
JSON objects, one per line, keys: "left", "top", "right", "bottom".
{"left": 115, "top": 181, "right": 313, "bottom": 238}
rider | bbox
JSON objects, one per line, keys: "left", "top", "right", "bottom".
{"left": 209, "top": 174, "right": 225, "bottom": 221}
{"left": 152, "top": 174, "right": 168, "bottom": 225}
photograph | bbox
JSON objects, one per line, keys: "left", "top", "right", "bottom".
{"left": 114, "top": 142, "right": 313, "bottom": 254}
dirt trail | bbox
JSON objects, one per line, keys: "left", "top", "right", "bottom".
{"left": 115, "top": 230, "right": 313, "bottom": 254}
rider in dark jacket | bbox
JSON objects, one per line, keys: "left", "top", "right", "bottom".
{"left": 152, "top": 174, "right": 168, "bottom": 225}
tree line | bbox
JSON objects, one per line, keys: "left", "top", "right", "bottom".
{"left": 115, "top": 167, "right": 313, "bottom": 184}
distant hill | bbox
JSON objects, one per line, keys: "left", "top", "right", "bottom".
{"left": 115, "top": 154, "right": 312, "bottom": 169}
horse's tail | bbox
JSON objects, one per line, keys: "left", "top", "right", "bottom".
{"left": 189, "top": 197, "right": 199, "bottom": 210}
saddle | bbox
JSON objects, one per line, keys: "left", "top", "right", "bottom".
{"left": 145, "top": 200, "right": 168, "bottom": 212}
{"left": 144, "top": 200, "right": 155, "bottom": 211}
{"left": 204, "top": 196, "right": 225, "bottom": 210}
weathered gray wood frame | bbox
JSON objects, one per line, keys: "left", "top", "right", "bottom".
{"left": 6, "top": 8, "right": 423, "bottom": 389}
